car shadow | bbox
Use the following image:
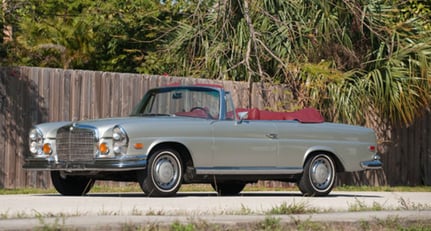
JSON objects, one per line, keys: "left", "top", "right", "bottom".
{"left": 37, "top": 191, "right": 382, "bottom": 198}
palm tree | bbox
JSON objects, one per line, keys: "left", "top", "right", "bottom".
{"left": 166, "top": 0, "right": 431, "bottom": 126}
{"left": 163, "top": 0, "right": 431, "bottom": 185}
{"left": 2, "top": 0, "right": 12, "bottom": 43}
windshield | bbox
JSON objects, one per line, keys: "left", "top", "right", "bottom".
{"left": 131, "top": 87, "right": 221, "bottom": 119}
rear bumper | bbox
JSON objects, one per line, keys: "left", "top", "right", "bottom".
{"left": 360, "top": 154, "right": 383, "bottom": 170}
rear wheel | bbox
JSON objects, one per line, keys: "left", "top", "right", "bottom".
{"left": 51, "top": 171, "right": 94, "bottom": 196}
{"left": 211, "top": 182, "right": 246, "bottom": 196}
{"left": 138, "top": 148, "right": 183, "bottom": 197}
{"left": 298, "top": 153, "right": 336, "bottom": 196}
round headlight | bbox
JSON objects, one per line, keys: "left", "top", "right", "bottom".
{"left": 113, "top": 132, "right": 121, "bottom": 141}
{"left": 30, "top": 141, "right": 41, "bottom": 154}
{"left": 29, "top": 128, "right": 44, "bottom": 155}
{"left": 113, "top": 127, "right": 127, "bottom": 142}
{"left": 112, "top": 126, "right": 128, "bottom": 155}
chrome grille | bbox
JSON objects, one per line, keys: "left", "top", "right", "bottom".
{"left": 56, "top": 126, "right": 96, "bottom": 162}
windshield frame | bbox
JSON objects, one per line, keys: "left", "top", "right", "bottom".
{"left": 131, "top": 86, "right": 227, "bottom": 120}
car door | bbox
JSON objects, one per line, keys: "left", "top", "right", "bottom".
{"left": 208, "top": 120, "right": 278, "bottom": 174}
{"left": 275, "top": 121, "right": 318, "bottom": 170}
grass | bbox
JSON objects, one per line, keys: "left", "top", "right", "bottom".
{"left": 6, "top": 215, "right": 431, "bottom": 231}
{"left": 267, "top": 201, "right": 319, "bottom": 215}
{"left": 35, "top": 216, "right": 68, "bottom": 231}
{"left": 334, "top": 185, "right": 431, "bottom": 192}
{"left": 348, "top": 198, "right": 385, "bottom": 212}
{"left": 116, "top": 217, "right": 431, "bottom": 231}
{"left": 347, "top": 197, "right": 431, "bottom": 212}
{"left": 258, "top": 216, "right": 282, "bottom": 231}
{"left": 398, "top": 197, "right": 431, "bottom": 210}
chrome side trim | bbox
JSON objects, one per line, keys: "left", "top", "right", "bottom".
{"left": 195, "top": 167, "right": 303, "bottom": 175}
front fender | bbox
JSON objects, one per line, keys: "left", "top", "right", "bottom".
{"left": 34, "top": 121, "right": 71, "bottom": 138}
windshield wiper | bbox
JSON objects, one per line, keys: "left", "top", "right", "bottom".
{"left": 139, "top": 113, "right": 172, "bottom": 117}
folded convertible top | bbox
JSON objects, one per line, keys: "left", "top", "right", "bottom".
{"left": 236, "top": 108, "right": 325, "bottom": 123}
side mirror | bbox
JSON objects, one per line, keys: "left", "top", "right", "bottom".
{"left": 236, "top": 111, "right": 248, "bottom": 124}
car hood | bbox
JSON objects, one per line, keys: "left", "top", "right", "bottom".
{"left": 35, "top": 116, "right": 206, "bottom": 138}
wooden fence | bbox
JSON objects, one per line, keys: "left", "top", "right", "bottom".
{"left": 0, "top": 66, "right": 430, "bottom": 189}
{"left": 387, "top": 111, "right": 431, "bottom": 186}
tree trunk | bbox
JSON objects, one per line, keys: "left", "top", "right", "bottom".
{"left": 2, "top": 0, "right": 13, "bottom": 42}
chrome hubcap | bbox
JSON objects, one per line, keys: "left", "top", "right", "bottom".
{"left": 152, "top": 153, "right": 180, "bottom": 191}
{"left": 310, "top": 156, "right": 334, "bottom": 190}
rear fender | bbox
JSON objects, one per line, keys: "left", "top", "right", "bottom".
{"left": 303, "top": 146, "right": 345, "bottom": 172}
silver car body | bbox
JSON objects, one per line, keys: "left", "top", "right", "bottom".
{"left": 24, "top": 85, "right": 382, "bottom": 196}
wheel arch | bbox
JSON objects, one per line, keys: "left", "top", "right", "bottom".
{"left": 148, "top": 141, "right": 194, "bottom": 169}
{"left": 303, "top": 147, "right": 345, "bottom": 173}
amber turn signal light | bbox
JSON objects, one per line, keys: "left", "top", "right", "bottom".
{"left": 42, "top": 143, "right": 52, "bottom": 154}
{"left": 134, "top": 143, "right": 144, "bottom": 149}
{"left": 99, "top": 143, "right": 109, "bottom": 154}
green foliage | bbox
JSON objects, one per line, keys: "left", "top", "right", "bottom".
{"left": 3, "top": 0, "right": 431, "bottom": 128}
{"left": 162, "top": 0, "right": 431, "bottom": 128}
{"left": 8, "top": 0, "right": 183, "bottom": 73}
{"left": 347, "top": 0, "right": 431, "bottom": 126}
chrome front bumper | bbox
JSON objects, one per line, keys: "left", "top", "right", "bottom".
{"left": 360, "top": 154, "right": 383, "bottom": 170}
{"left": 23, "top": 157, "right": 147, "bottom": 171}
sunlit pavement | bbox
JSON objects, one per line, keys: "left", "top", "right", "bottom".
{"left": 1, "top": 191, "right": 430, "bottom": 230}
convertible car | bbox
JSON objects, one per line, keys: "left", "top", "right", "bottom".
{"left": 24, "top": 84, "right": 382, "bottom": 197}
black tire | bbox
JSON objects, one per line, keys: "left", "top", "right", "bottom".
{"left": 51, "top": 171, "right": 94, "bottom": 196}
{"left": 211, "top": 182, "right": 246, "bottom": 196}
{"left": 298, "top": 153, "right": 336, "bottom": 196}
{"left": 138, "top": 148, "right": 183, "bottom": 197}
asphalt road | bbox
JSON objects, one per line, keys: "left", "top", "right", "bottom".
{"left": 1, "top": 191, "right": 431, "bottom": 230}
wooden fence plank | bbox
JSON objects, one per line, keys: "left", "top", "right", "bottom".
{"left": 413, "top": 114, "right": 421, "bottom": 185}
{"left": 0, "top": 69, "right": 7, "bottom": 188}
{"left": 70, "top": 70, "right": 81, "bottom": 121}
{"left": 111, "top": 73, "right": 120, "bottom": 117}
{"left": 60, "top": 70, "right": 69, "bottom": 121}
{"left": 92, "top": 71, "right": 102, "bottom": 119}
{"left": 427, "top": 112, "right": 431, "bottom": 185}
{"left": 6, "top": 69, "right": 19, "bottom": 188}
{"left": 422, "top": 111, "right": 431, "bottom": 185}
{"left": 14, "top": 68, "right": 26, "bottom": 188}
{"left": 101, "top": 72, "right": 110, "bottom": 118}
{"left": 121, "top": 74, "right": 131, "bottom": 116}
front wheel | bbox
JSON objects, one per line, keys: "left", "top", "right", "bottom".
{"left": 51, "top": 171, "right": 94, "bottom": 196}
{"left": 297, "top": 153, "right": 336, "bottom": 196}
{"left": 138, "top": 148, "right": 183, "bottom": 197}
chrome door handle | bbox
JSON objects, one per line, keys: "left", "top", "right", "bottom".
{"left": 266, "top": 133, "right": 278, "bottom": 139}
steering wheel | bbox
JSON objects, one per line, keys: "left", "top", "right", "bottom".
{"left": 190, "top": 106, "right": 213, "bottom": 119}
